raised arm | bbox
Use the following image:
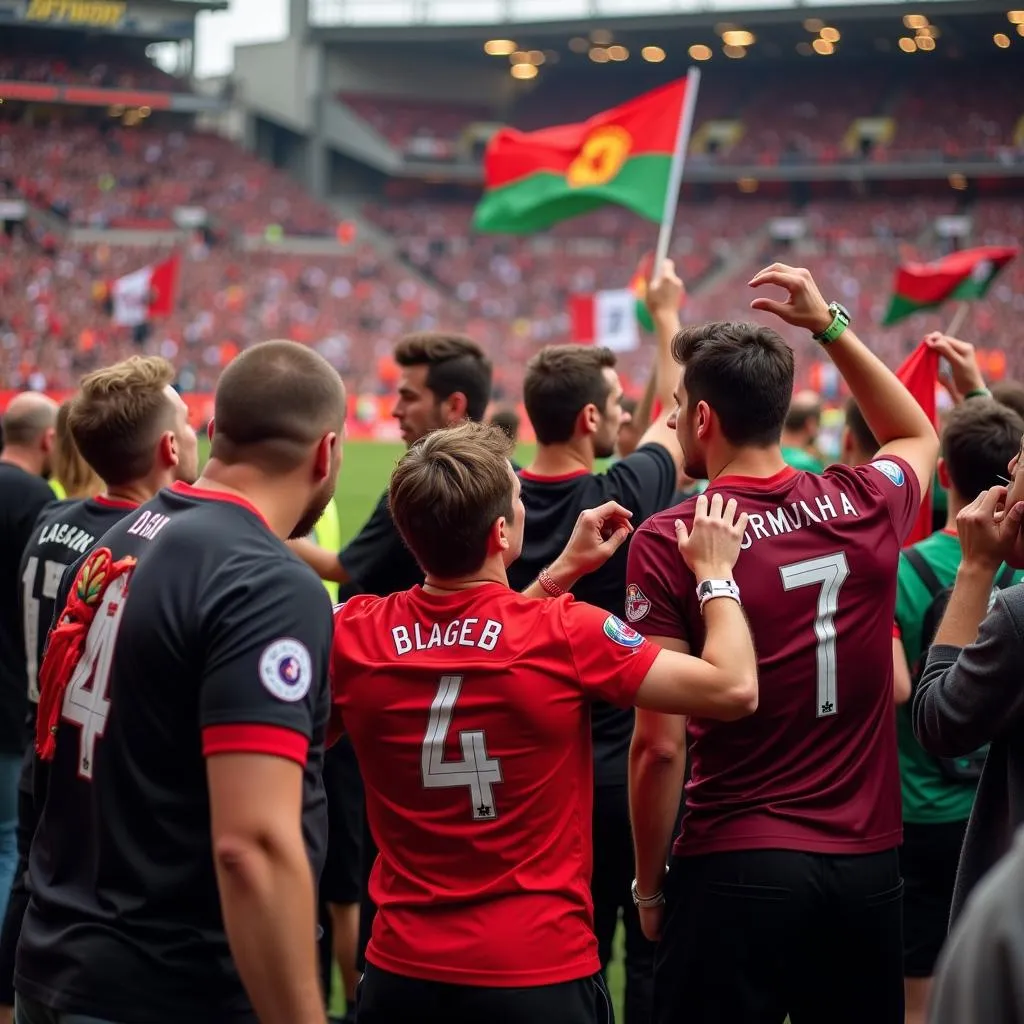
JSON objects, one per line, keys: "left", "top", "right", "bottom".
{"left": 750, "top": 263, "right": 938, "bottom": 494}
{"left": 286, "top": 537, "right": 351, "bottom": 585}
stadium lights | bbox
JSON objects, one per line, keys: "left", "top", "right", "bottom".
{"left": 916, "top": 35, "right": 936, "bottom": 51}
{"left": 803, "top": 18, "right": 824, "bottom": 32}
{"left": 903, "top": 14, "right": 929, "bottom": 29}
{"left": 898, "top": 36, "right": 918, "bottom": 52}
{"left": 797, "top": 41, "right": 814, "bottom": 55}
{"left": 568, "top": 36, "right": 589, "bottom": 53}
{"left": 642, "top": 46, "right": 666, "bottom": 63}
{"left": 722, "top": 30, "right": 755, "bottom": 47}
{"left": 589, "top": 47, "right": 610, "bottom": 63}
{"left": 723, "top": 44, "right": 747, "bottom": 58}
{"left": 994, "top": 32, "right": 1011, "bottom": 46}
{"left": 1009, "top": 11, "right": 1024, "bottom": 24}
{"left": 812, "top": 38, "right": 834, "bottom": 55}
{"left": 509, "top": 51, "right": 531, "bottom": 64}
{"left": 510, "top": 64, "right": 538, "bottom": 80}
{"left": 738, "top": 177, "right": 759, "bottom": 193}
{"left": 948, "top": 173, "right": 968, "bottom": 190}
{"left": 590, "top": 29, "right": 613, "bottom": 45}
{"left": 820, "top": 27, "right": 840, "bottom": 43}
{"left": 527, "top": 50, "right": 546, "bottom": 65}
{"left": 916, "top": 24, "right": 940, "bottom": 37}
{"left": 607, "top": 45, "right": 629, "bottom": 61}
{"left": 483, "top": 39, "right": 516, "bottom": 56}
{"left": 1019, "top": 22, "right": 1024, "bottom": 36}
{"left": 688, "top": 43, "right": 713, "bottom": 61}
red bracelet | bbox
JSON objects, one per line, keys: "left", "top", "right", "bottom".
{"left": 537, "top": 567, "right": 565, "bottom": 597}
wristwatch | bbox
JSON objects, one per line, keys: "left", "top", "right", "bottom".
{"left": 812, "top": 301, "right": 851, "bottom": 345}
{"left": 696, "top": 578, "right": 741, "bottom": 614}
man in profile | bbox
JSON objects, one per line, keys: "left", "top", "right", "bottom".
{"left": 17, "top": 341, "right": 346, "bottom": 1024}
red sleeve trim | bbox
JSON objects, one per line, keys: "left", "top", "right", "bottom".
{"left": 202, "top": 724, "right": 309, "bottom": 767}
{"left": 892, "top": 622, "right": 902, "bottom": 639}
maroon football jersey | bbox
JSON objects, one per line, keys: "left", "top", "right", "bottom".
{"left": 626, "top": 457, "right": 920, "bottom": 856}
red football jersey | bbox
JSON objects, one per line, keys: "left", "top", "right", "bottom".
{"left": 331, "top": 583, "right": 658, "bottom": 987}
{"left": 626, "top": 457, "right": 920, "bottom": 857}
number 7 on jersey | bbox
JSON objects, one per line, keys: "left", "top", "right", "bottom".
{"left": 779, "top": 552, "right": 850, "bottom": 718}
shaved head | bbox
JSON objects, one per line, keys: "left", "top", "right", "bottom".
{"left": 2, "top": 392, "right": 58, "bottom": 448}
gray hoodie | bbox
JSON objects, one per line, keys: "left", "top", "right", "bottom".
{"left": 913, "top": 585, "right": 1024, "bottom": 925}
{"left": 930, "top": 824, "right": 1024, "bottom": 1024}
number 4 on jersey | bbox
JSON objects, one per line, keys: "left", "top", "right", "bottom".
{"left": 62, "top": 575, "right": 130, "bottom": 779}
{"left": 421, "top": 675, "right": 503, "bottom": 821}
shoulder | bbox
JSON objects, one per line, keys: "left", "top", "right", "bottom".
{"left": 825, "top": 456, "right": 912, "bottom": 491}
{"left": 32, "top": 497, "right": 81, "bottom": 528}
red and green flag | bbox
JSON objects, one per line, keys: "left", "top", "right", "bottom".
{"left": 472, "top": 79, "right": 687, "bottom": 235}
{"left": 883, "top": 245, "right": 1018, "bottom": 325}
{"left": 630, "top": 252, "right": 655, "bottom": 332}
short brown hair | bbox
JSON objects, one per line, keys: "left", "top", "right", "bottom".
{"left": 69, "top": 356, "right": 177, "bottom": 486}
{"left": 785, "top": 394, "right": 822, "bottom": 433}
{"left": 389, "top": 422, "right": 514, "bottom": 579}
{"left": 524, "top": 345, "right": 617, "bottom": 445}
{"left": 673, "top": 322, "right": 794, "bottom": 447}
{"left": 844, "top": 398, "right": 879, "bottom": 459}
{"left": 394, "top": 333, "right": 493, "bottom": 423}
{"left": 489, "top": 407, "right": 520, "bottom": 443}
{"left": 942, "top": 399, "right": 1024, "bottom": 502}
{"left": 990, "top": 380, "right": 1024, "bottom": 422}
{"left": 212, "top": 340, "right": 346, "bottom": 473}
{"left": 53, "top": 401, "right": 102, "bottom": 499}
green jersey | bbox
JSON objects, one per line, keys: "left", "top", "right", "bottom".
{"left": 781, "top": 446, "right": 826, "bottom": 474}
{"left": 895, "top": 530, "right": 1024, "bottom": 823}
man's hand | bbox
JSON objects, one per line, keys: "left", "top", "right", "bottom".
{"left": 646, "top": 258, "right": 685, "bottom": 320}
{"left": 925, "top": 331, "right": 986, "bottom": 403}
{"left": 957, "top": 486, "right": 1024, "bottom": 573}
{"left": 748, "top": 264, "right": 832, "bottom": 336}
{"left": 675, "top": 492, "right": 748, "bottom": 580}
{"left": 638, "top": 903, "right": 664, "bottom": 943}
{"left": 551, "top": 501, "right": 634, "bottom": 581}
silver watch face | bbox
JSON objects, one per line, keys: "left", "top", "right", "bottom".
{"left": 832, "top": 302, "right": 851, "bottom": 322}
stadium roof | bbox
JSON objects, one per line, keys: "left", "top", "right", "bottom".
{"left": 309, "top": 0, "right": 1006, "bottom": 29}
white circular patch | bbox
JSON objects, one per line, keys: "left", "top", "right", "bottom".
{"left": 258, "top": 638, "right": 313, "bottom": 703}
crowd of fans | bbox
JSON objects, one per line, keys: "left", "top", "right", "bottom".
{"left": 0, "top": 50, "right": 185, "bottom": 93}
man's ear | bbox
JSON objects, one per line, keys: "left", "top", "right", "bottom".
{"left": 441, "top": 391, "right": 469, "bottom": 426}
{"left": 314, "top": 433, "right": 336, "bottom": 483}
{"left": 937, "top": 457, "right": 951, "bottom": 492}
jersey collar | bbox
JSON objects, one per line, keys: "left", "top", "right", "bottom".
{"left": 708, "top": 466, "right": 798, "bottom": 492}
{"left": 93, "top": 495, "right": 140, "bottom": 510}
{"left": 518, "top": 468, "right": 591, "bottom": 483}
{"left": 170, "top": 481, "right": 270, "bottom": 529}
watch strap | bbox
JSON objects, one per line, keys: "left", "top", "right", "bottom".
{"left": 696, "top": 578, "right": 741, "bottom": 613}
{"left": 813, "top": 302, "right": 850, "bottom": 345}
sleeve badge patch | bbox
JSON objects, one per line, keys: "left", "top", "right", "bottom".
{"left": 259, "top": 638, "right": 313, "bottom": 703}
{"left": 869, "top": 459, "right": 905, "bottom": 487}
{"left": 624, "top": 583, "right": 652, "bottom": 622}
{"left": 603, "top": 615, "right": 646, "bottom": 649}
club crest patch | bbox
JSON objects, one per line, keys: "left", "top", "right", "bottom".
{"left": 259, "top": 638, "right": 313, "bottom": 703}
{"left": 870, "top": 459, "right": 905, "bottom": 487}
{"left": 603, "top": 615, "right": 645, "bottom": 649}
{"left": 624, "top": 583, "right": 651, "bottom": 622}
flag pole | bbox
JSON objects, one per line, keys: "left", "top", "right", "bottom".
{"left": 653, "top": 67, "right": 702, "bottom": 271}
{"left": 944, "top": 301, "right": 970, "bottom": 338}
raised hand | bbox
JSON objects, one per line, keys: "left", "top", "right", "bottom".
{"left": 646, "top": 258, "right": 686, "bottom": 319}
{"left": 558, "top": 501, "right": 634, "bottom": 578}
{"left": 675, "top": 492, "right": 748, "bottom": 580}
{"left": 924, "top": 331, "right": 986, "bottom": 403}
{"left": 957, "top": 485, "right": 1024, "bottom": 573}
{"left": 748, "top": 264, "right": 832, "bottom": 335}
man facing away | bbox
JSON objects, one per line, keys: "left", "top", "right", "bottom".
{"left": 0, "top": 393, "right": 58, "bottom": 928}
{"left": 0, "top": 356, "right": 199, "bottom": 1024}
{"left": 331, "top": 421, "right": 758, "bottom": 1024}
{"left": 894, "top": 399, "right": 1024, "bottom": 1024}
{"left": 507, "top": 261, "right": 683, "bottom": 1023}
{"left": 627, "top": 264, "right": 938, "bottom": 1024}
{"left": 16, "top": 340, "right": 346, "bottom": 1024}
{"left": 780, "top": 389, "right": 826, "bottom": 473}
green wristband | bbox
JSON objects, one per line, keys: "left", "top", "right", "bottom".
{"left": 965, "top": 388, "right": 991, "bottom": 400}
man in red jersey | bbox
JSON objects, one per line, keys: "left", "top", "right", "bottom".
{"left": 331, "top": 421, "right": 759, "bottom": 1024}
{"left": 627, "top": 265, "right": 939, "bottom": 1024}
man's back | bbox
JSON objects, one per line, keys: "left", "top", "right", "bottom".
{"left": 0, "top": 464, "right": 54, "bottom": 754}
{"left": 628, "top": 458, "right": 919, "bottom": 855}
{"left": 332, "top": 584, "right": 658, "bottom": 987}
{"left": 18, "top": 483, "right": 333, "bottom": 1024}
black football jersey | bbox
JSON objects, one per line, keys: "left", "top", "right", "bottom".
{"left": 16, "top": 482, "right": 333, "bottom": 1024}
{"left": 19, "top": 496, "right": 139, "bottom": 711}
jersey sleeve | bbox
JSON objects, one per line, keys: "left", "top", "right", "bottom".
{"left": 558, "top": 598, "right": 659, "bottom": 707}
{"left": 826, "top": 455, "right": 921, "bottom": 544}
{"left": 625, "top": 521, "right": 694, "bottom": 643}
{"left": 603, "top": 445, "right": 678, "bottom": 522}
{"left": 199, "top": 563, "right": 333, "bottom": 767}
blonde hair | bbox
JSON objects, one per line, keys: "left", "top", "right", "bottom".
{"left": 52, "top": 401, "right": 103, "bottom": 499}
{"left": 69, "top": 356, "right": 177, "bottom": 486}
{"left": 388, "top": 421, "right": 514, "bottom": 578}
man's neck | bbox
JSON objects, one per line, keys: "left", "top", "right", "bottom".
{"left": 0, "top": 449, "right": 40, "bottom": 476}
{"left": 525, "top": 440, "right": 594, "bottom": 477}
{"left": 943, "top": 491, "right": 968, "bottom": 536}
{"left": 193, "top": 460, "right": 296, "bottom": 540}
{"left": 103, "top": 475, "right": 168, "bottom": 507}
{"left": 708, "top": 445, "right": 789, "bottom": 482}
{"left": 423, "top": 559, "right": 509, "bottom": 594}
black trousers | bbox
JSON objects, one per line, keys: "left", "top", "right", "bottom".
{"left": 356, "top": 963, "right": 613, "bottom": 1024}
{"left": 355, "top": 808, "right": 376, "bottom": 973}
{"left": 592, "top": 782, "right": 653, "bottom": 1024}
{"left": 654, "top": 848, "right": 904, "bottom": 1024}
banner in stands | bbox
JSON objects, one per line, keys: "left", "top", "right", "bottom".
{"left": 22, "top": 0, "right": 125, "bottom": 28}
